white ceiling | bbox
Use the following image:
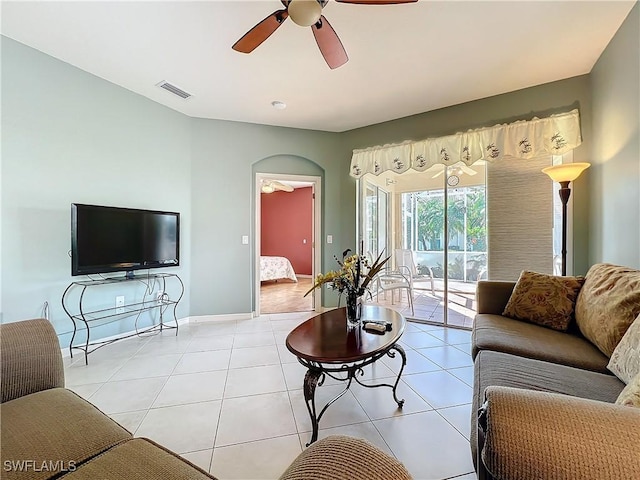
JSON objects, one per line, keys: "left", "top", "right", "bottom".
{"left": 1, "top": 1, "right": 635, "bottom": 132}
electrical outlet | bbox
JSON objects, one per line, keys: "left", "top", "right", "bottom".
{"left": 115, "top": 296, "right": 125, "bottom": 314}
{"left": 156, "top": 291, "right": 164, "bottom": 304}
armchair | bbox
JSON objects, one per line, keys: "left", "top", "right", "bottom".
{"left": 394, "top": 249, "right": 435, "bottom": 295}
{"left": 374, "top": 268, "right": 415, "bottom": 315}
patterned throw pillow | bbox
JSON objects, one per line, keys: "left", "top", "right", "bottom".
{"left": 616, "top": 371, "right": 640, "bottom": 408}
{"left": 575, "top": 263, "right": 640, "bottom": 357}
{"left": 608, "top": 313, "right": 640, "bottom": 384}
{"left": 502, "top": 270, "right": 585, "bottom": 331}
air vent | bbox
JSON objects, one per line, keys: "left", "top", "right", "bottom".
{"left": 156, "top": 80, "right": 192, "bottom": 99}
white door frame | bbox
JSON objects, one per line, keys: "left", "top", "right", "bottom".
{"left": 255, "top": 173, "right": 322, "bottom": 316}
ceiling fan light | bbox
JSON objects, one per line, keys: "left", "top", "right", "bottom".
{"left": 288, "top": 0, "right": 322, "bottom": 27}
{"left": 262, "top": 184, "right": 275, "bottom": 194}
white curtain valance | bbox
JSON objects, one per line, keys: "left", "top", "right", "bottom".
{"left": 350, "top": 109, "right": 582, "bottom": 178}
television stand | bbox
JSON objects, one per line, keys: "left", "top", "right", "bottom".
{"left": 61, "top": 272, "right": 184, "bottom": 365}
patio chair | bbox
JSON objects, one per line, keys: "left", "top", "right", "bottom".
{"left": 374, "top": 267, "right": 414, "bottom": 315}
{"left": 394, "top": 248, "right": 435, "bottom": 295}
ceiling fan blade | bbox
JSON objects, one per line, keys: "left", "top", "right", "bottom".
{"left": 312, "top": 15, "right": 348, "bottom": 69}
{"left": 461, "top": 165, "right": 478, "bottom": 176}
{"left": 335, "top": 0, "right": 417, "bottom": 4}
{"left": 273, "top": 181, "right": 294, "bottom": 192}
{"left": 232, "top": 9, "right": 289, "bottom": 54}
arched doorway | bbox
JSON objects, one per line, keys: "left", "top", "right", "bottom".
{"left": 252, "top": 155, "right": 324, "bottom": 316}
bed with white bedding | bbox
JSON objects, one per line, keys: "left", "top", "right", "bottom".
{"left": 260, "top": 256, "right": 298, "bottom": 282}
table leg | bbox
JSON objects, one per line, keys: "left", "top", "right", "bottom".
{"left": 388, "top": 344, "right": 407, "bottom": 407}
{"left": 303, "top": 368, "right": 323, "bottom": 446}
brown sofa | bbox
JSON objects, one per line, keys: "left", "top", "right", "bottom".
{"left": 1, "top": 319, "right": 412, "bottom": 480}
{"left": 470, "top": 265, "right": 640, "bottom": 480}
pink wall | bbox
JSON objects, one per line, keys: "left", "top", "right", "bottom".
{"left": 261, "top": 187, "right": 313, "bottom": 275}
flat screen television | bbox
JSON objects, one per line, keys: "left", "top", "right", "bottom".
{"left": 71, "top": 203, "right": 180, "bottom": 277}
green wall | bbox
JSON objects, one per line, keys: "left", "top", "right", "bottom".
{"left": 590, "top": 3, "right": 640, "bottom": 268}
{"left": 0, "top": 36, "right": 354, "bottom": 338}
{"left": 189, "top": 120, "right": 349, "bottom": 316}
{"left": 342, "top": 76, "right": 593, "bottom": 275}
{"left": 1, "top": 36, "right": 192, "bottom": 346}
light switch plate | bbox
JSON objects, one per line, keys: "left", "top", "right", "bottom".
{"left": 242, "top": 235, "right": 249, "bottom": 245}
{"left": 327, "top": 235, "right": 333, "bottom": 244}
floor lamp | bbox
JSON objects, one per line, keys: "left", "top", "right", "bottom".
{"left": 542, "top": 163, "right": 590, "bottom": 276}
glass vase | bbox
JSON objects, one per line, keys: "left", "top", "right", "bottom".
{"left": 345, "top": 291, "right": 361, "bottom": 330}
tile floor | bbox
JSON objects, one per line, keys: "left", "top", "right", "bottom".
{"left": 374, "top": 288, "right": 477, "bottom": 329}
{"left": 65, "top": 312, "right": 477, "bottom": 480}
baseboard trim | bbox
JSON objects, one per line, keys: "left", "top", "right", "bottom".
{"left": 188, "top": 313, "right": 254, "bottom": 323}
{"left": 61, "top": 317, "right": 190, "bottom": 359}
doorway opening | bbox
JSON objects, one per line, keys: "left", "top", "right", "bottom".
{"left": 255, "top": 173, "right": 322, "bottom": 315}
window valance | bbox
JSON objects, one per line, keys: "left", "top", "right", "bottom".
{"left": 350, "top": 109, "right": 582, "bottom": 178}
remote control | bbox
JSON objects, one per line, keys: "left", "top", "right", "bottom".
{"left": 364, "top": 320, "right": 392, "bottom": 331}
{"left": 364, "top": 322, "right": 387, "bottom": 333}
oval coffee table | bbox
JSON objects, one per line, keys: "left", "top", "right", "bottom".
{"left": 286, "top": 305, "right": 407, "bottom": 445}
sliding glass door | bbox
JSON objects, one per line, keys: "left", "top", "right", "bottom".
{"left": 363, "top": 181, "right": 389, "bottom": 261}
{"left": 359, "top": 162, "right": 486, "bottom": 328}
{"left": 443, "top": 173, "right": 487, "bottom": 327}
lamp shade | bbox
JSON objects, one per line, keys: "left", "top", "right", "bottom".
{"left": 288, "top": 0, "right": 322, "bottom": 27}
{"left": 542, "top": 162, "right": 590, "bottom": 182}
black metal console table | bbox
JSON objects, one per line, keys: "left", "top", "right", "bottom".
{"left": 62, "top": 272, "right": 184, "bottom": 364}
{"left": 285, "top": 305, "right": 407, "bottom": 446}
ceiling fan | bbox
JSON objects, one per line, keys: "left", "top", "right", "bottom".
{"left": 432, "top": 165, "right": 478, "bottom": 179}
{"left": 262, "top": 180, "right": 294, "bottom": 193}
{"left": 232, "top": 0, "right": 418, "bottom": 69}
{"left": 431, "top": 160, "right": 488, "bottom": 179}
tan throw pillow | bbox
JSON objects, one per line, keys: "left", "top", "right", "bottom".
{"left": 503, "top": 270, "right": 585, "bottom": 331}
{"left": 575, "top": 263, "right": 640, "bottom": 357}
{"left": 616, "top": 371, "right": 640, "bottom": 408}
{"left": 608, "top": 313, "right": 640, "bottom": 384}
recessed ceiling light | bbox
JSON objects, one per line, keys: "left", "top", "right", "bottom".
{"left": 271, "top": 101, "right": 287, "bottom": 110}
